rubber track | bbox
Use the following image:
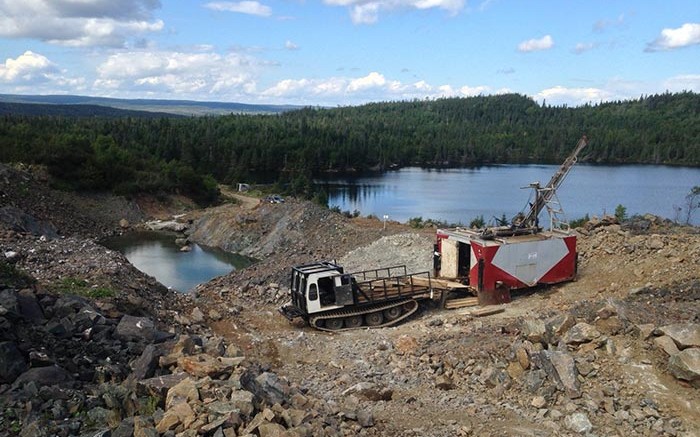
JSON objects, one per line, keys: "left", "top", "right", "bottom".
{"left": 309, "top": 299, "right": 419, "bottom": 332}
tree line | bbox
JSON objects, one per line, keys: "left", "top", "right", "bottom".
{"left": 0, "top": 91, "right": 697, "bottom": 204}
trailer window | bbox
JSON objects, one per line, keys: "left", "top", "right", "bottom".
{"left": 308, "top": 283, "right": 318, "bottom": 301}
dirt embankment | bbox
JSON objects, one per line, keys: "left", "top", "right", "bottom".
{"left": 2, "top": 161, "right": 699, "bottom": 436}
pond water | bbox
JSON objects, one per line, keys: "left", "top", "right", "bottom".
{"left": 102, "top": 231, "right": 253, "bottom": 292}
{"left": 319, "top": 164, "right": 700, "bottom": 226}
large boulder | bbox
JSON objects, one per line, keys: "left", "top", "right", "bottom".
{"left": 155, "top": 401, "right": 196, "bottom": 433}
{"left": 564, "top": 412, "right": 593, "bottom": 434}
{"left": 667, "top": 348, "right": 700, "bottom": 386}
{"left": 659, "top": 324, "right": 700, "bottom": 349}
{"left": 14, "top": 365, "right": 73, "bottom": 386}
{"left": 539, "top": 349, "right": 581, "bottom": 398}
{"left": 17, "top": 290, "right": 44, "bottom": 323}
{"left": 521, "top": 318, "right": 547, "bottom": 344}
{"left": 654, "top": 336, "right": 680, "bottom": 356}
{"left": 545, "top": 313, "right": 576, "bottom": 344}
{"left": 563, "top": 323, "right": 601, "bottom": 345}
{"left": 0, "top": 341, "right": 27, "bottom": 382}
{"left": 137, "top": 373, "right": 189, "bottom": 399}
{"left": 0, "top": 289, "right": 20, "bottom": 319}
{"left": 166, "top": 377, "right": 199, "bottom": 409}
{"left": 241, "top": 370, "right": 292, "bottom": 406}
{"left": 115, "top": 315, "right": 156, "bottom": 342}
{"left": 341, "top": 382, "right": 393, "bottom": 401}
{"left": 230, "top": 389, "right": 255, "bottom": 417}
{"left": 129, "top": 343, "right": 169, "bottom": 381}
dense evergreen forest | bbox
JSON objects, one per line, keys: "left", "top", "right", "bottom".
{"left": 0, "top": 102, "right": 178, "bottom": 118}
{"left": 0, "top": 92, "right": 698, "bottom": 205}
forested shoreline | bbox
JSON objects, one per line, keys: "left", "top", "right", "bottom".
{"left": 0, "top": 92, "right": 698, "bottom": 204}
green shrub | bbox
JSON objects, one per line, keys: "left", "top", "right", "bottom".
{"left": 408, "top": 216, "right": 424, "bottom": 228}
{"left": 570, "top": 214, "right": 590, "bottom": 228}
{"left": 469, "top": 215, "right": 485, "bottom": 229}
{"left": 614, "top": 204, "right": 627, "bottom": 222}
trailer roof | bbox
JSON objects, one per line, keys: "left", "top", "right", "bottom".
{"left": 437, "top": 227, "right": 573, "bottom": 246}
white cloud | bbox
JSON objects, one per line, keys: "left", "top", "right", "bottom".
{"left": 573, "top": 42, "right": 597, "bottom": 54}
{"left": 285, "top": 40, "right": 299, "bottom": 50}
{"left": 205, "top": 1, "right": 272, "bottom": 17}
{"left": 646, "top": 23, "right": 700, "bottom": 52}
{"left": 478, "top": 0, "right": 496, "bottom": 11}
{"left": 458, "top": 85, "right": 491, "bottom": 96}
{"left": 0, "top": 0, "right": 163, "bottom": 47}
{"left": 534, "top": 85, "right": 613, "bottom": 106}
{"left": 94, "top": 49, "right": 263, "bottom": 99}
{"left": 350, "top": 3, "right": 380, "bottom": 24}
{"left": 260, "top": 71, "right": 507, "bottom": 105}
{"left": 323, "top": 0, "right": 465, "bottom": 25}
{"left": 662, "top": 74, "right": 700, "bottom": 93}
{"left": 0, "top": 50, "right": 87, "bottom": 94}
{"left": 347, "top": 71, "right": 386, "bottom": 91}
{"left": 593, "top": 14, "right": 625, "bottom": 33}
{"left": 0, "top": 51, "right": 55, "bottom": 83}
{"left": 517, "top": 35, "right": 554, "bottom": 52}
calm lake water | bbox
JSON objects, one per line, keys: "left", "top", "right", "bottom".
{"left": 319, "top": 164, "right": 700, "bottom": 226}
{"left": 102, "top": 231, "right": 253, "bottom": 292}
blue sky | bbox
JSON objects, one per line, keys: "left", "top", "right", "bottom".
{"left": 0, "top": 1, "right": 698, "bottom": 106}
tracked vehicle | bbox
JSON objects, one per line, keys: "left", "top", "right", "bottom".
{"left": 279, "top": 262, "right": 440, "bottom": 331}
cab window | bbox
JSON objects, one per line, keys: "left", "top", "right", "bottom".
{"left": 308, "top": 283, "right": 318, "bottom": 301}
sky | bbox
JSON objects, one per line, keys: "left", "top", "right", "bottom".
{"left": 0, "top": 1, "right": 698, "bottom": 107}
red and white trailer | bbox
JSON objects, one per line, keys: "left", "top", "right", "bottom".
{"left": 435, "top": 227, "right": 577, "bottom": 295}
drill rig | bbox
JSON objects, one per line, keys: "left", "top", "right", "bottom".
{"left": 434, "top": 136, "right": 588, "bottom": 298}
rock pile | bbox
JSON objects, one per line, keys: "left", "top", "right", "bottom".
{"left": 500, "top": 302, "right": 693, "bottom": 436}
{"left": 576, "top": 219, "right": 700, "bottom": 293}
{"left": 0, "top": 269, "right": 350, "bottom": 436}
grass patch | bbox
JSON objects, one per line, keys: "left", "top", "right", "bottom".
{"left": 51, "top": 277, "right": 116, "bottom": 299}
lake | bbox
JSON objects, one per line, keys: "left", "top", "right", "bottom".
{"left": 102, "top": 231, "right": 254, "bottom": 292}
{"left": 319, "top": 164, "right": 700, "bottom": 226}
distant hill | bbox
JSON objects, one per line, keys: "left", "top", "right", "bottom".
{"left": 0, "top": 94, "right": 302, "bottom": 116}
{"left": 0, "top": 101, "right": 179, "bottom": 118}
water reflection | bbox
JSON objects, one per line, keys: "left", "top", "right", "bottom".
{"left": 102, "top": 231, "right": 254, "bottom": 292}
{"left": 318, "top": 165, "right": 700, "bottom": 225}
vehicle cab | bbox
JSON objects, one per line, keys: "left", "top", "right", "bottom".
{"left": 288, "top": 262, "right": 355, "bottom": 316}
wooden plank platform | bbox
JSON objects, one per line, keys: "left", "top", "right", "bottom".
{"left": 471, "top": 306, "right": 505, "bottom": 317}
{"left": 355, "top": 284, "right": 432, "bottom": 303}
{"left": 409, "top": 276, "right": 470, "bottom": 290}
{"left": 455, "top": 306, "right": 505, "bottom": 317}
{"left": 444, "top": 297, "right": 479, "bottom": 309}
